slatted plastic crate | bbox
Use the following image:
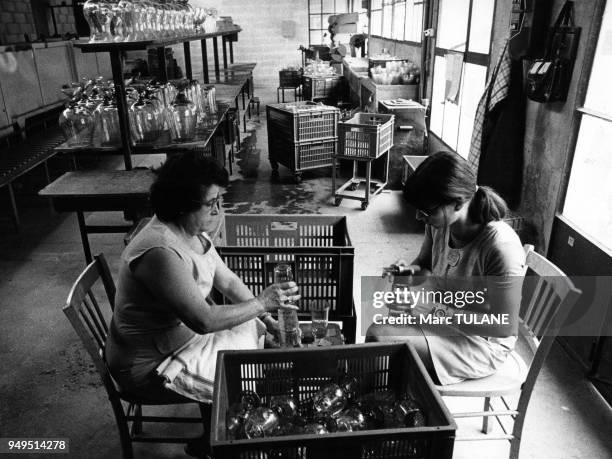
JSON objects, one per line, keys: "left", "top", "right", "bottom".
{"left": 303, "top": 75, "right": 344, "bottom": 101}
{"left": 211, "top": 343, "right": 456, "bottom": 459}
{"left": 267, "top": 102, "right": 340, "bottom": 142}
{"left": 338, "top": 113, "right": 395, "bottom": 159}
{"left": 215, "top": 214, "right": 356, "bottom": 343}
{"left": 279, "top": 69, "right": 303, "bottom": 88}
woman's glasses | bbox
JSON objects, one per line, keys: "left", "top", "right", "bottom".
{"left": 193, "top": 195, "right": 220, "bottom": 213}
{"left": 415, "top": 205, "right": 440, "bottom": 219}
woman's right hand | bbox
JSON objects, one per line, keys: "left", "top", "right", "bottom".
{"left": 256, "top": 282, "right": 300, "bottom": 312}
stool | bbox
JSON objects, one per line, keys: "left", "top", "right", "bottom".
{"left": 277, "top": 86, "right": 302, "bottom": 103}
{"left": 250, "top": 97, "right": 260, "bottom": 115}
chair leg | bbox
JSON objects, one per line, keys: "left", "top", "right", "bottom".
{"left": 199, "top": 403, "right": 212, "bottom": 438}
{"left": 481, "top": 397, "right": 493, "bottom": 434}
{"left": 110, "top": 399, "right": 134, "bottom": 459}
{"left": 131, "top": 404, "right": 143, "bottom": 436}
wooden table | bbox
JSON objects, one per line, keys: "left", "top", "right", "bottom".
{"left": 39, "top": 169, "right": 155, "bottom": 263}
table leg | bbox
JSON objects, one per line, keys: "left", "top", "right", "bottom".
{"left": 110, "top": 50, "right": 133, "bottom": 170}
{"left": 229, "top": 40, "right": 234, "bottom": 64}
{"left": 212, "top": 37, "right": 220, "bottom": 81}
{"left": 7, "top": 182, "right": 20, "bottom": 231}
{"left": 77, "top": 211, "right": 93, "bottom": 264}
{"left": 183, "top": 42, "right": 192, "bottom": 80}
{"left": 222, "top": 36, "right": 228, "bottom": 69}
{"left": 201, "top": 39, "right": 209, "bottom": 84}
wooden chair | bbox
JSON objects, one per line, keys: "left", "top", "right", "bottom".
{"left": 436, "top": 245, "right": 582, "bottom": 458}
{"left": 63, "top": 254, "right": 211, "bottom": 459}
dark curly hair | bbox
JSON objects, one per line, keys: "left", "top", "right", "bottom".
{"left": 404, "top": 151, "right": 508, "bottom": 224}
{"left": 150, "top": 153, "right": 229, "bottom": 222}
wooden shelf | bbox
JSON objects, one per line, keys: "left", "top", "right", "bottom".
{"left": 74, "top": 25, "right": 242, "bottom": 53}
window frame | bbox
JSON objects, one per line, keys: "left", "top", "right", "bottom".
{"left": 308, "top": 0, "right": 360, "bottom": 46}
{"left": 428, "top": 0, "right": 496, "bottom": 155}
{"left": 558, "top": 0, "right": 612, "bottom": 252}
{"left": 369, "top": 0, "right": 424, "bottom": 45}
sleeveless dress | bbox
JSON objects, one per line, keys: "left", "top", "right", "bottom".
{"left": 105, "top": 216, "right": 261, "bottom": 402}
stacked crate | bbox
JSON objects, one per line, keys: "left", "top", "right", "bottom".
{"left": 267, "top": 101, "right": 340, "bottom": 182}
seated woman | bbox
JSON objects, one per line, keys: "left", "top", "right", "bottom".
{"left": 367, "top": 151, "right": 526, "bottom": 385}
{"left": 105, "top": 153, "right": 299, "bottom": 402}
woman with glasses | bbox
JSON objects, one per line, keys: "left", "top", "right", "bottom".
{"left": 367, "top": 151, "right": 525, "bottom": 385}
{"left": 106, "top": 153, "right": 299, "bottom": 405}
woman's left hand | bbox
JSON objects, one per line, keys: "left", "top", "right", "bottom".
{"left": 263, "top": 315, "right": 280, "bottom": 339}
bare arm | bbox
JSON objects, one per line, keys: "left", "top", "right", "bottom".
{"left": 133, "top": 248, "right": 298, "bottom": 334}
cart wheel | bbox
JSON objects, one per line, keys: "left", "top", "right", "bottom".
{"left": 334, "top": 197, "right": 343, "bottom": 206}
{"left": 361, "top": 202, "right": 369, "bottom": 210}
{"left": 294, "top": 173, "right": 302, "bottom": 184}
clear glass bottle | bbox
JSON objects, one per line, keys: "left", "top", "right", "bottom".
{"left": 273, "top": 264, "right": 301, "bottom": 348}
{"left": 166, "top": 86, "right": 197, "bottom": 142}
{"left": 312, "top": 383, "right": 346, "bottom": 416}
{"left": 59, "top": 101, "right": 95, "bottom": 147}
{"left": 96, "top": 95, "right": 120, "bottom": 145}
{"left": 243, "top": 407, "right": 280, "bottom": 439}
{"left": 83, "top": 0, "right": 113, "bottom": 43}
{"left": 129, "top": 93, "right": 162, "bottom": 144}
{"left": 335, "top": 408, "right": 366, "bottom": 432}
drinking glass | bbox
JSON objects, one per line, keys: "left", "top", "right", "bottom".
{"left": 310, "top": 300, "right": 329, "bottom": 345}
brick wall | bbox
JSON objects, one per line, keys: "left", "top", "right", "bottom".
{"left": 0, "top": 0, "right": 37, "bottom": 44}
{"left": 48, "top": 0, "right": 76, "bottom": 36}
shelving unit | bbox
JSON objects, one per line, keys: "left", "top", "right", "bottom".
{"left": 58, "top": 25, "right": 244, "bottom": 170}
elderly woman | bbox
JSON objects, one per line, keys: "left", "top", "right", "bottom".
{"left": 367, "top": 151, "right": 525, "bottom": 385}
{"left": 105, "top": 153, "right": 299, "bottom": 402}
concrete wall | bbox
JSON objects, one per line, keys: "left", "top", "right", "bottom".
{"left": 518, "top": 0, "right": 603, "bottom": 252}
{"left": 0, "top": 0, "right": 36, "bottom": 44}
{"left": 182, "top": 0, "right": 309, "bottom": 88}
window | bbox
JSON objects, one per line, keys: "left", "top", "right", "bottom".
{"left": 562, "top": 3, "right": 612, "bottom": 251}
{"left": 370, "top": 0, "right": 423, "bottom": 43}
{"left": 429, "top": 0, "right": 495, "bottom": 157}
{"left": 308, "top": 0, "right": 367, "bottom": 45}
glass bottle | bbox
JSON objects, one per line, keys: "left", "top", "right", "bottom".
{"left": 243, "top": 407, "right": 280, "bottom": 439}
{"left": 273, "top": 264, "right": 301, "bottom": 348}
{"left": 335, "top": 408, "right": 366, "bottom": 432}
{"left": 269, "top": 395, "right": 298, "bottom": 420}
{"left": 59, "top": 101, "right": 95, "bottom": 147}
{"left": 166, "top": 86, "right": 197, "bottom": 142}
{"left": 83, "top": 0, "right": 113, "bottom": 43}
{"left": 96, "top": 95, "right": 120, "bottom": 145}
{"left": 129, "top": 93, "right": 162, "bottom": 144}
{"left": 117, "top": 0, "right": 135, "bottom": 41}
{"left": 312, "top": 383, "right": 346, "bottom": 416}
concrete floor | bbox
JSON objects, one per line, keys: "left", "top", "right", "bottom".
{"left": 1, "top": 87, "right": 611, "bottom": 459}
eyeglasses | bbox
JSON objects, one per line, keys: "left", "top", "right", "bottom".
{"left": 193, "top": 195, "right": 220, "bottom": 213}
{"left": 415, "top": 205, "right": 440, "bottom": 219}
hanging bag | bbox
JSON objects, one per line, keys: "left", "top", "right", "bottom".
{"left": 526, "top": 1, "right": 581, "bottom": 103}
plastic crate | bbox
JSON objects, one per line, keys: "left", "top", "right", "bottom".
{"left": 338, "top": 113, "right": 395, "bottom": 159}
{"left": 268, "top": 134, "right": 338, "bottom": 179}
{"left": 279, "top": 69, "right": 303, "bottom": 88}
{"left": 303, "top": 75, "right": 343, "bottom": 101}
{"left": 211, "top": 343, "right": 456, "bottom": 459}
{"left": 215, "top": 214, "right": 355, "bottom": 343}
{"left": 267, "top": 102, "right": 340, "bottom": 143}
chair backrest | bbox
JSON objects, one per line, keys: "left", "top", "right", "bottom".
{"left": 63, "top": 254, "right": 118, "bottom": 395}
{"left": 517, "top": 245, "right": 581, "bottom": 380}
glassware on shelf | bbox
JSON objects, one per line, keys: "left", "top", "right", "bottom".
{"left": 273, "top": 264, "right": 301, "bottom": 348}
{"left": 203, "top": 7, "right": 218, "bottom": 33}
{"left": 83, "top": 0, "right": 113, "bottom": 43}
{"left": 166, "top": 84, "right": 198, "bottom": 142}
{"left": 59, "top": 102, "right": 95, "bottom": 147}
{"left": 129, "top": 93, "right": 163, "bottom": 144}
{"left": 116, "top": 0, "right": 136, "bottom": 41}
{"left": 96, "top": 96, "right": 121, "bottom": 145}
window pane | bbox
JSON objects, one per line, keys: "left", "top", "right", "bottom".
{"left": 372, "top": 0, "right": 383, "bottom": 9}
{"left": 468, "top": 0, "right": 495, "bottom": 53}
{"left": 336, "top": 0, "right": 349, "bottom": 13}
{"left": 309, "top": 0, "right": 322, "bottom": 14}
{"left": 406, "top": 1, "right": 423, "bottom": 43}
{"left": 437, "top": 0, "right": 469, "bottom": 51}
{"left": 584, "top": 3, "right": 612, "bottom": 116}
{"left": 563, "top": 115, "right": 612, "bottom": 251}
{"left": 310, "top": 15, "right": 322, "bottom": 30}
{"left": 310, "top": 30, "right": 325, "bottom": 45}
{"left": 430, "top": 56, "right": 447, "bottom": 138}
{"left": 393, "top": 2, "right": 406, "bottom": 40}
{"left": 382, "top": 2, "right": 393, "bottom": 38}
{"left": 322, "top": 0, "right": 335, "bottom": 13}
{"left": 456, "top": 63, "right": 487, "bottom": 158}
{"left": 442, "top": 95, "right": 460, "bottom": 150}
{"left": 371, "top": 10, "right": 382, "bottom": 35}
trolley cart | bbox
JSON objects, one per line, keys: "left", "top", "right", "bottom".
{"left": 332, "top": 151, "right": 390, "bottom": 210}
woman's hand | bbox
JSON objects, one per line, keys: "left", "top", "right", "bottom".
{"left": 256, "top": 281, "right": 300, "bottom": 313}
